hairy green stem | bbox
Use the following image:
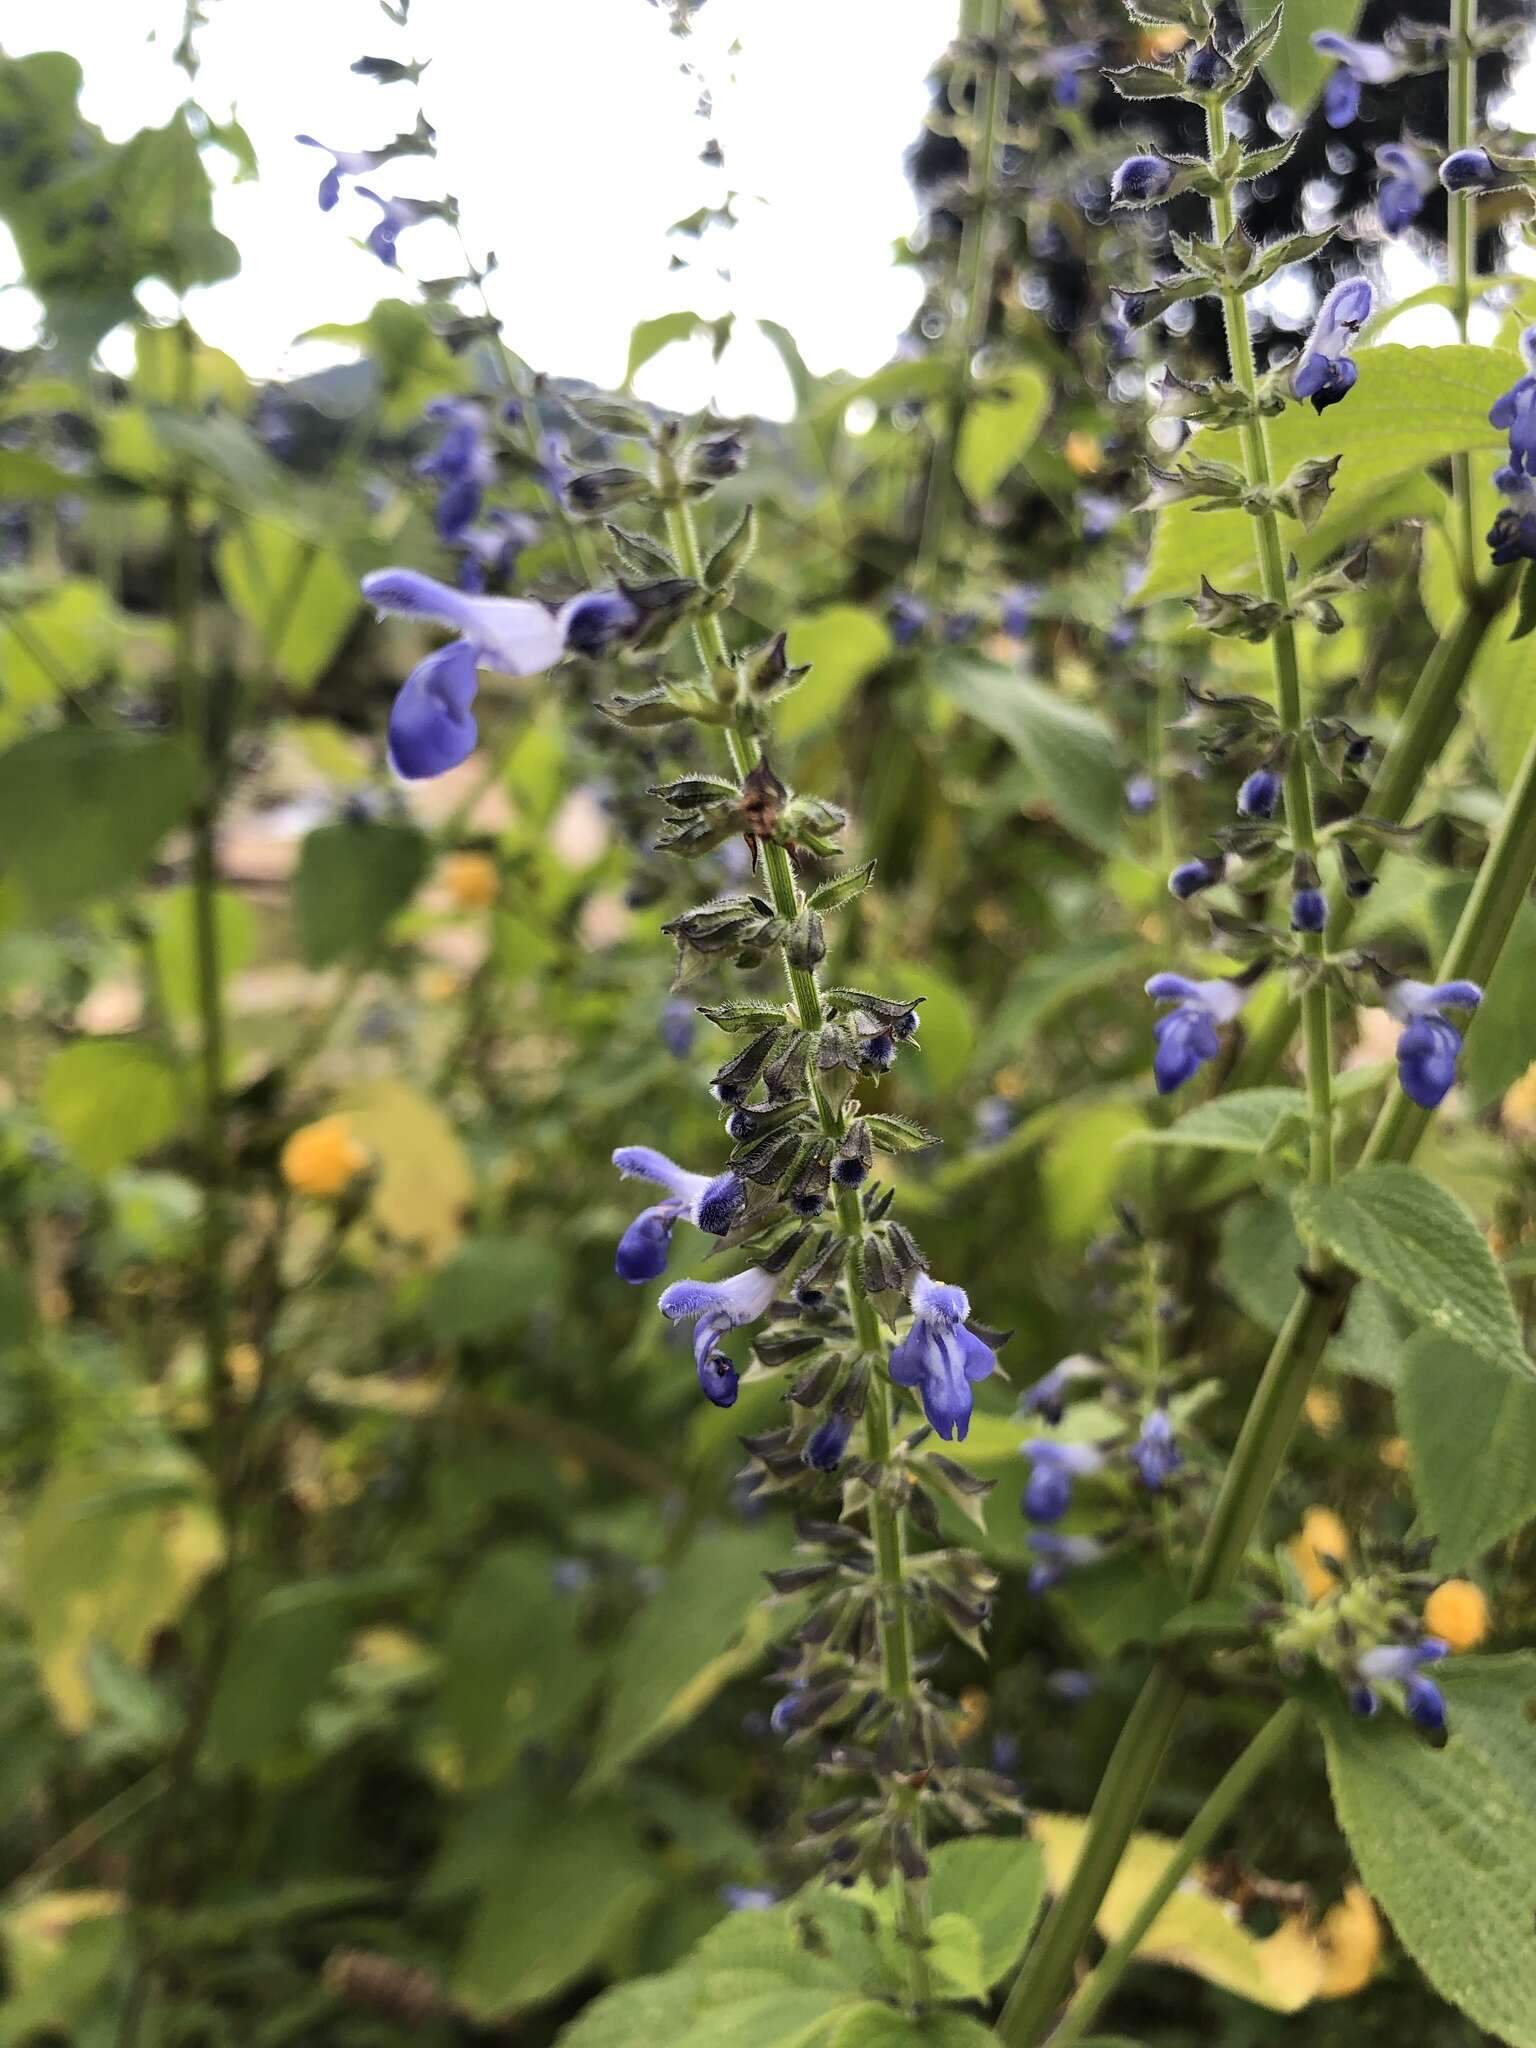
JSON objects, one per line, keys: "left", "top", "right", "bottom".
{"left": 1000, "top": 693, "right": 1536, "bottom": 2046}
{"left": 1187, "top": 576, "right": 1510, "bottom": 1186}
{"left": 1204, "top": 102, "right": 1335, "bottom": 1207}
{"left": 1048, "top": 1703, "right": 1303, "bottom": 2048}
{"left": 664, "top": 489, "right": 932, "bottom": 2010}
{"left": 916, "top": 0, "right": 1005, "bottom": 595}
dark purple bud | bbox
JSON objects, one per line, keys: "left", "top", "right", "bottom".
{"left": 1168, "top": 854, "right": 1224, "bottom": 900}
{"left": 1110, "top": 154, "right": 1174, "bottom": 207}
{"left": 804, "top": 1412, "right": 855, "bottom": 1471}
{"left": 1439, "top": 147, "right": 1498, "bottom": 192}
{"left": 1291, "top": 886, "right": 1327, "bottom": 933}
{"left": 1237, "top": 767, "right": 1282, "bottom": 820}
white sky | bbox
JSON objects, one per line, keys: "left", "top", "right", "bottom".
{"left": 0, "top": 0, "right": 953, "bottom": 418}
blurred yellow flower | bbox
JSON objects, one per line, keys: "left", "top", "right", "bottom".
{"left": 1502, "top": 1060, "right": 1536, "bottom": 1138}
{"left": 440, "top": 850, "right": 499, "bottom": 909}
{"left": 953, "top": 1685, "right": 989, "bottom": 1742}
{"left": 1424, "top": 1577, "right": 1489, "bottom": 1652}
{"left": 1064, "top": 429, "right": 1102, "bottom": 476}
{"left": 418, "top": 964, "right": 463, "bottom": 1003}
{"left": 225, "top": 1342, "right": 261, "bottom": 1400}
{"left": 1316, "top": 1883, "right": 1383, "bottom": 1998}
{"left": 1289, "top": 1505, "right": 1348, "bottom": 1604}
{"left": 1303, "top": 1387, "right": 1341, "bottom": 1434}
{"left": 1379, "top": 1435, "right": 1410, "bottom": 1472}
{"left": 281, "top": 1114, "right": 369, "bottom": 1199}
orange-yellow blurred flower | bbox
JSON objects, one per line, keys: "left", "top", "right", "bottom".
{"left": 1289, "top": 1506, "right": 1349, "bottom": 1604}
{"left": 281, "top": 1114, "right": 369, "bottom": 1199}
{"left": 1424, "top": 1577, "right": 1489, "bottom": 1652}
{"left": 1064, "top": 430, "right": 1102, "bottom": 476}
{"left": 441, "top": 851, "right": 499, "bottom": 909}
{"left": 1316, "top": 1883, "right": 1383, "bottom": 1997}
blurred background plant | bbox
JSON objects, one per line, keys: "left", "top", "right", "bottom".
{"left": 1, "top": 0, "right": 1536, "bottom": 2043}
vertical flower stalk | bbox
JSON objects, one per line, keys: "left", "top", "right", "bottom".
{"left": 173, "top": 339, "right": 235, "bottom": 1484}
{"left": 359, "top": 413, "right": 1018, "bottom": 2008}
{"left": 1204, "top": 94, "right": 1336, "bottom": 1205}
{"left": 1449, "top": 0, "right": 1479, "bottom": 583}
{"left": 659, "top": 464, "right": 936, "bottom": 2010}
{"left": 916, "top": 0, "right": 1008, "bottom": 595}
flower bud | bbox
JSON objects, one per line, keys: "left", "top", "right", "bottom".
{"left": 1168, "top": 853, "right": 1225, "bottom": 900}
{"left": 565, "top": 466, "right": 650, "bottom": 516}
{"left": 1439, "top": 147, "right": 1498, "bottom": 191}
{"left": 1110, "top": 153, "right": 1174, "bottom": 207}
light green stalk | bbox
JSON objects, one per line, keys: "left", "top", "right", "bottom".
{"left": 1048, "top": 1701, "right": 1302, "bottom": 2047}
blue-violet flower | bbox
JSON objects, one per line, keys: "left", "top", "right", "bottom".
{"left": 1293, "top": 279, "right": 1373, "bottom": 413}
{"left": 1310, "top": 33, "right": 1402, "bottom": 127}
{"left": 611, "top": 1145, "right": 747, "bottom": 1281}
{"left": 658, "top": 1265, "right": 781, "bottom": 1408}
{"left": 1383, "top": 979, "right": 1482, "bottom": 1110}
{"left": 887, "top": 1271, "right": 998, "bottom": 1442}
{"left": 1145, "top": 971, "right": 1252, "bottom": 1095}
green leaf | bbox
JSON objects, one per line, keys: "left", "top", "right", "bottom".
{"left": 902, "top": 971, "right": 974, "bottom": 1094}
{"left": 294, "top": 820, "right": 430, "bottom": 967}
{"left": 203, "top": 1579, "right": 375, "bottom": 1773}
{"left": 441, "top": 1545, "right": 599, "bottom": 1783}
{"left": 1397, "top": 1333, "right": 1536, "bottom": 1561}
{"left": 215, "top": 527, "right": 361, "bottom": 692}
{"left": 1237, "top": 0, "right": 1363, "bottom": 114}
{"left": 934, "top": 656, "right": 1122, "bottom": 849}
{"left": 454, "top": 1796, "right": 658, "bottom": 2016}
{"left": 1331, "top": 1281, "right": 1414, "bottom": 1390}
{"left": 0, "top": 729, "right": 197, "bottom": 915}
{"left": 1321, "top": 1653, "right": 1536, "bottom": 2046}
{"left": 956, "top": 365, "right": 1049, "bottom": 504}
{"left": 780, "top": 606, "right": 893, "bottom": 741}
{"left": 153, "top": 885, "right": 255, "bottom": 1021}
{"left": 0, "top": 63, "right": 236, "bottom": 366}
{"left": 828, "top": 2014, "right": 998, "bottom": 2048}
{"left": 1293, "top": 1164, "right": 1528, "bottom": 1378}
{"left": 981, "top": 938, "right": 1146, "bottom": 1063}
{"left": 922, "top": 1914, "right": 986, "bottom": 2001}
{"left": 810, "top": 355, "right": 956, "bottom": 422}
{"left": 423, "top": 1235, "right": 568, "bottom": 1342}
{"left": 582, "top": 1527, "right": 788, "bottom": 1785}
{"left": 625, "top": 311, "right": 707, "bottom": 386}
{"left": 554, "top": 1975, "right": 712, "bottom": 2048}
{"left": 301, "top": 298, "right": 468, "bottom": 429}
{"left": 40, "top": 1043, "right": 182, "bottom": 1176}
{"left": 1129, "top": 1086, "right": 1306, "bottom": 1156}
{"left": 1139, "top": 346, "right": 1518, "bottom": 603}
{"left": 1060, "top": 1557, "right": 1188, "bottom": 1659}
{"left": 1511, "top": 560, "right": 1536, "bottom": 643}
{"left": 17, "top": 1450, "right": 223, "bottom": 1733}
{"left": 1221, "top": 1192, "right": 1304, "bottom": 1330}
{"left": 926, "top": 1836, "right": 1045, "bottom": 1987}
{"left": 1458, "top": 896, "right": 1536, "bottom": 1106}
